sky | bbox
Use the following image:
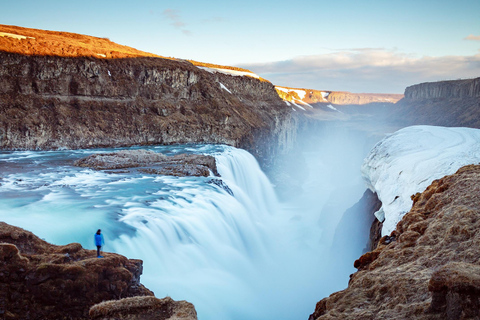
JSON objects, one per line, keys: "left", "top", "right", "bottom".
{"left": 1, "top": 0, "right": 480, "bottom": 93}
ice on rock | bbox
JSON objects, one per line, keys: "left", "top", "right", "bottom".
{"left": 362, "top": 125, "right": 480, "bottom": 236}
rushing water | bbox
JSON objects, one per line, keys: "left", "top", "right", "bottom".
{"left": 0, "top": 135, "right": 373, "bottom": 319}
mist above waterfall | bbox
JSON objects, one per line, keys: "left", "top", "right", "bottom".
{"left": 0, "top": 122, "right": 392, "bottom": 320}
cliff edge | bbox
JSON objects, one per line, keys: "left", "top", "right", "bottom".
{"left": 0, "top": 222, "right": 154, "bottom": 318}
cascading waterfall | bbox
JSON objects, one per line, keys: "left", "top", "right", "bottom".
{"left": 0, "top": 133, "right": 374, "bottom": 320}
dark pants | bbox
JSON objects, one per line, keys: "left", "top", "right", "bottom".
{"left": 97, "top": 245, "right": 101, "bottom": 257}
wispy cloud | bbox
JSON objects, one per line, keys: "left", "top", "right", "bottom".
{"left": 464, "top": 34, "right": 480, "bottom": 41}
{"left": 163, "top": 9, "right": 191, "bottom": 36}
{"left": 240, "top": 49, "right": 480, "bottom": 93}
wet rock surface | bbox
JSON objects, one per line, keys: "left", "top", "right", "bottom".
{"left": 74, "top": 149, "right": 218, "bottom": 177}
{"left": 0, "top": 222, "right": 154, "bottom": 319}
{"left": 310, "top": 164, "right": 480, "bottom": 319}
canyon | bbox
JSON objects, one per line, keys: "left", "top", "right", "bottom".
{"left": 1, "top": 24, "right": 480, "bottom": 320}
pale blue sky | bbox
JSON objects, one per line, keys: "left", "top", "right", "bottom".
{"left": 2, "top": 0, "right": 480, "bottom": 93}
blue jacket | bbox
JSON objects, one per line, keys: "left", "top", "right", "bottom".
{"left": 94, "top": 233, "right": 104, "bottom": 246}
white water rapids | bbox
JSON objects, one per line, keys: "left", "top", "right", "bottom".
{"left": 0, "top": 129, "right": 375, "bottom": 320}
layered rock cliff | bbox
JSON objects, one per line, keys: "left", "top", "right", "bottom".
{"left": 310, "top": 164, "right": 480, "bottom": 319}
{"left": 0, "top": 25, "right": 296, "bottom": 169}
{"left": 0, "top": 222, "right": 156, "bottom": 319}
{"left": 392, "top": 77, "right": 480, "bottom": 128}
{"left": 404, "top": 78, "right": 480, "bottom": 100}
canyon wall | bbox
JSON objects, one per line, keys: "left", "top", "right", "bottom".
{"left": 404, "top": 78, "right": 480, "bottom": 100}
{"left": 0, "top": 51, "right": 295, "bottom": 168}
{"left": 392, "top": 77, "right": 480, "bottom": 128}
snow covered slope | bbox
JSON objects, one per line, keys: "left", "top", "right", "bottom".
{"left": 362, "top": 125, "right": 480, "bottom": 236}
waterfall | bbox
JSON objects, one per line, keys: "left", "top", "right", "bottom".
{"left": 0, "top": 137, "right": 375, "bottom": 320}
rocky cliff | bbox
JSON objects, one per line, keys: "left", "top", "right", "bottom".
{"left": 0, "top": 25, "right": 295, "bottom": 169}
{"left": 0, "top": 222, "right": 158, "bottom": 319}
{"left": 404, "top": 78, "right": 480, "bottom": 100}
{"left": 310, "top": 164, "right": 480, "bottom": 319}
{"left": 392, "top": 77, "right": 480, "bottom": 128}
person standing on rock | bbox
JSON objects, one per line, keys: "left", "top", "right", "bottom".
{"left": 94, "top": 229, "right": 105, "bottom": 258}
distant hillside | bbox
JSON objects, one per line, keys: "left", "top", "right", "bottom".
{"left": 275, "top": 86, "right": 403, "bottom": 120}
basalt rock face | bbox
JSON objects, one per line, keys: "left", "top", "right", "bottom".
{"left": 393, "top": 77, "right": 480, "bottom": 128}
{"left": 310, "top": 164, "right": 480, "bottom": 320}
{"left": 0, "top": 222, "right": 154, "bottom": 319}
{"left": 404, "top": 78, "right": 480, "bottom": 100}
{"left": 0, "top": 50, "right": 293, "bottom": 168}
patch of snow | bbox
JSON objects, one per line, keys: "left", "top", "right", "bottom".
{"left": 362, "top": 125, "right": 480, "bottom": 236}
{"left": 219, "top": 82, "right": 232, "bottom": 94}
{"left": 291, "top": 101, "right": 305, "bottom": 110}
{"left": 321, "top": 91, "right": 330, "bottom": 102}
{"left": 107, "top": 70, "right": 111, "bottom": 77}
{"left": 96, "top": 53, "right": 106, "bottom": 58}
{"left": 275, "top": 86, "right": 306, "bottom": 99}
{"left": 326, "top": 104, "right": 339, "bottom": 111}
{"left": 291, "top": 107, "right": 296, "bottom": 111}
{"left": 284, "top": 101, "right": 291, "bottom": 106}
{"left": 0, "top": 32, "right": 35, "bottom": 40}
{"left": 294, "top": 99, "right": 313, "bottom": 108}
{"left": 197, "top": 66, "right": 260, "bottom": 79}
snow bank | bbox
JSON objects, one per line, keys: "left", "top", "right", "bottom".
{"left": 362, "top": 125, "right": 480, "bottom": 236}
{"left": 0, "top": 32, "right": 35, "bottom": 40}
{"left": 197, "top": 66, "right": 260, "bottom": 79}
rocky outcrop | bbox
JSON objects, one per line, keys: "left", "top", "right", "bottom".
{"left": 74, "top": 149, "right": 218, "bottom": 177}
{"left": 392, "top": 77, "right": 480, "bottom": 128}
{"left": 0, "top": 26, "right": 295, "bottom": 170}
{"left": 0, "top": 222, "right": 154, "bottom": 319}
{"left": 89, "top": 296, "right": 197, "bottom": 320}
{"left": 310, "top": 164, "right": 480, "bottom": 319}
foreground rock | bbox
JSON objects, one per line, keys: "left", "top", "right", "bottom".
{"left": 75, "top": 149, "right": 218, "bottom": 177}
{"left": 0, "top": 222, "right": 155, "bottom": 319}
{"left": 89, "top": 296, "right": 197, "bottom": 320}
{"left": 310, "top": 165, "right": 480, "bottom": 319}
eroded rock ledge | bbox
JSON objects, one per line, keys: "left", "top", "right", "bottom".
{"left": 89, "top": 296, "right": 197, "bottom": 320}
{"left": 310, "top": 164, "right": 480, "bottom": 320}
{"left": 0, "top": 222, "right": 196, "bottom": 319}
{"left": 74, "top": 149, "right": 218, "bottom": 177}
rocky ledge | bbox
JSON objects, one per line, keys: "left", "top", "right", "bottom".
{"left": 74, "top": 149, "right": 218, "bottom": 177}
{"left": 310, "top": 164, "right": 480, "bottom": 319}
{"left": 89, "top": 296, "right": 197, "bottom": 320}
{"left": 0, "top": 222, "right": 196, "bottom": 319}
